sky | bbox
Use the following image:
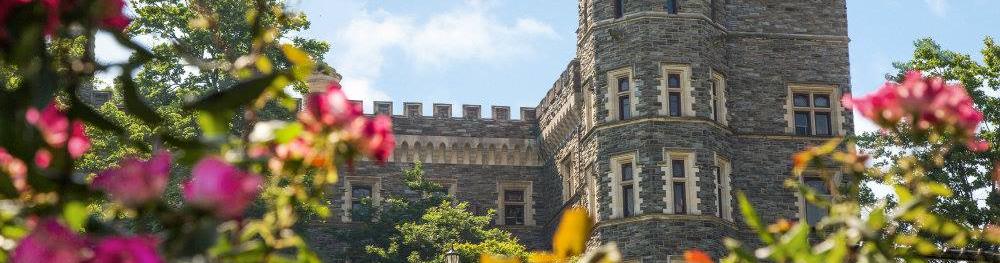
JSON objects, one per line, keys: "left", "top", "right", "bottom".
{"left": 96, "top": 0, "right": 1000, "bottom": 128}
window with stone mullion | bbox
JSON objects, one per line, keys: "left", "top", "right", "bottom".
{"left": 792, "top": 92, "right": 833, "bottom": 136}
{"left": 617, "top": 77, "right": 632, "bottom": 120}
{"left": 666, "top": 73, "right": 683, "bottom": 117}
{"left": 670, "top": 159, "right": 688, "bottom": 214}
{"left": 503, "top": 190, "right": 526, "bottom": 225}
{"left": 620, "top": 162, "right": 635, "bottom": 217}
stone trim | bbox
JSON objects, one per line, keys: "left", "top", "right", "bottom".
{"left": 341, "top": 176, "right": 382, "bottom": 222}
{"left": 605, "top": 67, "right": 635, "bottom": 122}
{"left": 784, "top": 84, "right": 846, "bottom": 136}
{"left": 594, "top": 213, "right": 739, "bottom": 230}
{"left": 609, "top": 153, "right": 641, "bottom": 219}
{"left": 497, "top": 181, "right": 535, "bottom": 226}
{"left": 661, "top": 150, "right": 699, "bottom": 215}
{"left": 658, "top": 64, "right": 694, "bottom": 117}
{"left": 427, "top": 178, "right": 458, "bottom": 196}
{"left": 579, "top": 116, "right": 841, "bottom": 144}
{"left": 392, "top": 135, "right": 541, "bottom": 166}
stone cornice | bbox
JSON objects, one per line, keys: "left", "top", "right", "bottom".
{"left": 594, "top": 213, "right": 740, "bottom": 230}
{"left": 580, "top": 116, "right": 842, "bottom": 144}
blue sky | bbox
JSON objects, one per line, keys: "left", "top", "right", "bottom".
{"left": 98, "top": 0, "right": 1000, "bottom": 129}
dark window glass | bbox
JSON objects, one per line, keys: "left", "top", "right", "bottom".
{"left": 815, "top": 112, "right": 832, "bottom": 136}
{"left": 668, "top": 74, "right": 681, "bottom": 89}
{"left": 669, "top": 92, "right": 682, "bottom": 117}
{"left": 804, "top": 177, "right": 829, "bottom": 226}
{"left": 621, "top": 163, "right": 633, "bottom": 181}
{"left": 351, "top": 185, "right": 372, "bottom": 212}
{"left": 711, "top": 81, "right": 719, "bottom": 121}
{"left": 614, "top": 0, "right": 625, "bottom": 18}
{"left": 793, "top": 93, "right": 810, "bottom": 107}
{"left": 716, "top": 166, "right": 723, "bottom": 217}
{"left": 504, "top": 190, "right": 524, "bottom": 203}
{"left": 814, "top": 94, "right": 831, "bottom": 108}
{"left": 671, "top": 160, "right": 685, "bottom": 178}
{"left": 618, "top": 95, "right": 631, "bottom": 119}
{"left": 504, "top": 205, "right": 525, "bottom": 225}
{"left": 617, "top": 77, "right": 630, "bottom": 92}
{"left": 673, "top": 182, "right": 687, "bottom": 214}
{"left": 622, "top": 185, "right": 634, "bottom": 217}
{"left": 794, "top": 111, "right": 812, "bottom": 135}
{"left": 665, "top": 0, "right": 678, "bottom": 14}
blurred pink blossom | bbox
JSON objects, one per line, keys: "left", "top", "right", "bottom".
{"left": 92, "top": 151, "right": 171, "bottom": 207}
{"left": 0, "top": 147, "right": 28, "bottom": 192}
{"left": 97, "top": 0, "right": 130, "bottom": 30}
{"left": 354, "top": 115, "right": 395, "bottom": 164}
{"left": 34, "top": 149, "right": 52, "bottom": 168}
{"left": 298, "top": 82, "right": 362, "bottom": 132}
{"left": 26, "top": 102, "right": 91, "bottom": 158}
{"left": 90, "top": 236, "right": 162, "bottom": 263}
{"left": 183, "top": 157, "right": 262, "bottom": 219}
{"left": 851, "top": 71, "right": 988, "bottom": 152}
{"left": 12, "top": 219, "right": 87, "bottom": 263}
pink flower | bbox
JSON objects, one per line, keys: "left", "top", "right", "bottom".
{"left": 26, "top": 102, "right": 91, "bottom": 158}
{"left": 35, "top": 149, "right": 52, "bottom": 169}
{"left": 851, "top": 71, "right": 988, "bottom": 151}
{"left": 352, "top": 115, "right": 395, "bottom": 164}
{"left": 92, "top": 151, "right": 171, "bottom": 207}
{"left": 0, "top": 147, "right": 28, "bottom": 192}
{"left": 12, "top": 219, "right": 87, "bottom": 263}
{"left": 90, "top": 236, "right": 163, "bottom": 263}
{"left": 183, "top": 157, "right": 262, "bottom": 219}
{"left": 298, "top": 82, "right": 362, "bottom": 132}
{"left": 97, "top": 0, "right": 130, "bottom": 31}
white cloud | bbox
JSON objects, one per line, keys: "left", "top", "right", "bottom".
{"left": 329, "top": 0, "right": 557, "bottom": 105}
{"left": 924, "top": 0, "right": 948, "bottom": 17}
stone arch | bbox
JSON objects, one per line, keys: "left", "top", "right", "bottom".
{"left": 525, "top": 145, "right": 535, "bottom": 166}
{"left": 423, "top": 142, "right": 434, "bottom": 163}
{"left": 451, "top": 143, "right": 462, "bottom": 164}
{"left": 438, "top": 143, "right": 448, "bottom": 164}
{"left": 487, "top": 144, "right": 497, "bottom": 165}
{"left": 399, "top": 142, "right": 410, "bottom": 163}
{"left": 474, "top": 143, "right": 485, "bottom": 165}
{"left": 464, "top": 143, "right": 473, "bottom": 164}
{"left": 512, "top": 144, "right": 523, "bottom": 166}
{"left": 499, "top": 144, "right": 509, "bottom": 165}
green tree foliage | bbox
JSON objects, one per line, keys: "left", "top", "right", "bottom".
{"left": 77, "top": 0, "right": 330, "bottom": 204}
{"left": 333, "top": 163, "right": 528, "bottom": 262}
{"left": 857, "top": 38, "right": 1000, "bottom": 230}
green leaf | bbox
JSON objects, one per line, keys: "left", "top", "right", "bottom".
{"left": 119, "top": 74, "right": 164, "bottom": 125}
{"left": 185, "top": 74, "right": 281, "bottom": 112}
{"left": 274, "top": 122, "right": 303, "bottom": 144}
{"left": 63, "top": 201, "right": 88, "bottom": 232}
{"left": 197, "top": 110, "right": 233, "bottom": 139}
{"left": 737, "top": 192, "right": 775, "bottom": 245}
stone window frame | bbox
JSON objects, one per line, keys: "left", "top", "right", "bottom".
{"left": 584, "top": 83, "right": 596, "bottom": 131}
{"left": 560, "top": 155, "right": 575, "bottom": 203}
{"left": 427, "top": 178, "right": 458, "bottom": 197}
{"left": 710, "top": 70, "right": 729, "bottom": 125}
{"left": 497, "top": 181, "right": 535, "bottom": 226}
{"left": 341, "top": 176, "right": 382, "bottom": 222}
{"left": 605, "top": 67, "right": 636, "bottom": 122}
{"left": 610, "top": 153, "right": 641, "bottom": 219}
{"left": 785, "top": 85, "right": 844, "bottom": 136}
{"left": 796, "top": 170, "right": 839, "bottom": 227}
{"left": 662, "top": 150, "right": 700, "bottom": 215}
{"left": 585, "top": 163, "right": 599, "bottom": 221}
{"left": 658, "top": 64, "right": 695, "bottom": 117}
{"left": 714, "top": 153, "right": 733, "bottom": 221}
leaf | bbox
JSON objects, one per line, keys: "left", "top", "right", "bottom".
{"left": 274, "top": 122, "right": 303, "bottom": 144}
{"left": 185, "top": 74, "right": 281, "bottom": 112}
{"left": 62, "top": 201, "right": 88, "bottom": 232}
{"left": 282, "top": 44, "right": 314, "bottom": 81}
{"left": 197, "top": 110, "right": 232, "bottom": 139}
{"left": 119, "top": 75, "right": 163, "bottom": 125}
{"left": 737, "top": 192, "right": 775, "bottom": 244}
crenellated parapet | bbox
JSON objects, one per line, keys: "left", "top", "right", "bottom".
{"left": 391, "top": 135, "right": 542, "bottom": 166}
{"left": 366, "top": 101, "right": 537, "bottom": 122}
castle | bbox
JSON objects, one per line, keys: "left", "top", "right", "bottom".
{"left": 72, "top": 0, "right": 851, "bottom": 261}
{"left": 306, "top": 0, "right": 854, "bottom": 261}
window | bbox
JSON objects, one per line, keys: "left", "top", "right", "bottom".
{"left": 802, "top": 176, "right": 831, "bottom": 226}
{"left": 498, "top": 181, "right": 534, "bottom": 226}
{"left": 607, "top": 68, "right": 634, "bottom": 121}
{"left": 504, "top": 190, "right": 526, "bottom": 225}
{"left": 618, "top": 77, "right": 632, "bottom": 120}
{"left": 665, "top": 0, "right": 678, "bottom": 14}
{"left": 342, "top": 177, "right": 381, "bottom": 222}
{"left": 561, "top": 157, "right": 574, "bottom": 202}
{"left": 614, "top": 0, "right": 625, "bottom": 18}
{"left": 661, "top": 64, "right": 692, "bottom": 117}
{"left": 710, "top": 71, "right": 727, "bottom": 124}
{"left": 788, "top": 86, "right": 840, "bottom": 136}
{"left": 715, "top": 156, "right": 732, "bottom": 221}
{"left": 621, "top": 163, "right": 635, "bottom": 217}
{"left": 664, "top": 151, "right": 696, "bottom": 215}
{"left": 612, "top": 154, "right": 639, "bottom": 219}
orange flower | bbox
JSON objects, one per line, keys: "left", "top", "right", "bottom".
{"left": 792, "top": 151, "right": 813, "bottom": 176}
{"left": 767, "top": 219, "right": 794, "bottom": 234}
{"left": 684, "top": 250, "right": 713, "bottom": 263}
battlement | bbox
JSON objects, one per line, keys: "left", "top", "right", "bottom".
{"left": 363, "top": 101, "right": 537, "bottom": 121}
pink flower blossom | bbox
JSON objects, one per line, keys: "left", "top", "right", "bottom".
{"left": 12, "top": 219, "right": 87, "bottom": 263}
{"left": 26, "top": 102, "right": 91, "bottom": 158}
{"left": 351, "top": 115, "right": 395, "bottom": 164}
{"left": 851, "top": 71, "right": 988, "bottom": 152}
{"left": 0, "top": 147, "right": 28, "bottom": 192}
{"left": 89, "top": 236, "right": 163, "bottom": 263}
{"left": 183, "top": 157, "right": 262, "bottom": 219}
{"left": 298, "top": 82, "right": 362, "bottom": 132}
{"left": 97, "top": 0, "right": 130, "bottom": 30}
{"left": 34, "top": 149, "right": 52, "bottom": 169}
{"left": 92, "top": 151, "right": 171, "bottom": 207}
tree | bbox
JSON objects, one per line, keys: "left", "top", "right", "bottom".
{"left": 857, "top": 38, "right": 999, "bottom": 231}
{"left": 332, "top": 162, "right": 528, "bottom": 263}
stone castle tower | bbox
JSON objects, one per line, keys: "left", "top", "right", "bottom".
{"left": 311, "top": 0, "right": 852, "bottom": 261}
